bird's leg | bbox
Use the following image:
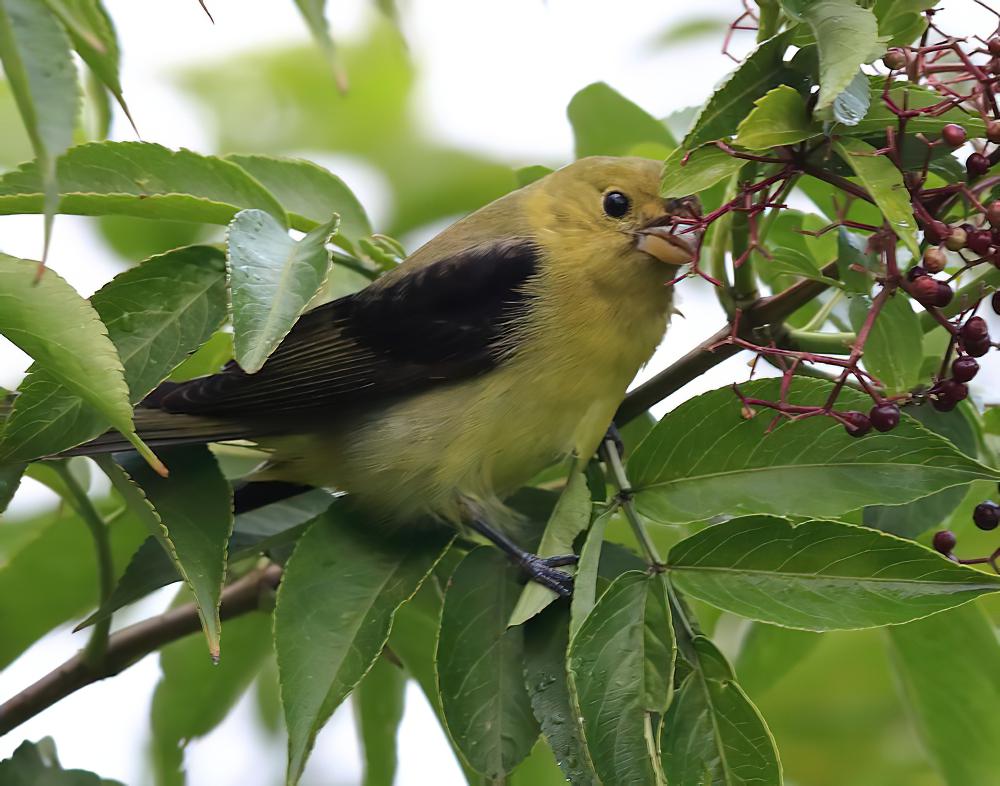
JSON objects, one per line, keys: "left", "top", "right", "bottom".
{"left": 467, "top": 517, "right": 577, "bottom": 597}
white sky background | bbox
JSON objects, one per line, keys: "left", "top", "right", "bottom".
{"left": 0, "top": 1, "right": 998, "bottom": 785}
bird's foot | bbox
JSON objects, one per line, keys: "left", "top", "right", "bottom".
{"left": 518, "top": 553, "right": 578, "bottom": 597}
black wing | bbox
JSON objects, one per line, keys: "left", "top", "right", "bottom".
{"left": 150, "top": 238, "right": 540, "bottom": 418}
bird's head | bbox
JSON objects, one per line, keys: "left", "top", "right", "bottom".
{"left": 528, "top": 156, "right": 702, "bottom": 274}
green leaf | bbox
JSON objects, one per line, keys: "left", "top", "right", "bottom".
{"left": 0, "top": 254, "right": 160, "bottom": 472}
{"left": 104, "top": 446, "right": 233, "bottom": 658}
{"left": 684, "top": 31, "right": 802, "bottom": 149}
{"left": 292, "top": 0, "right": 345, "bottom": 89}
{"left": 831, "top": 70, "right": 872, "bottom": 126}
{"left": 667, "top": 514, "right": 1000, "bottom": 630}
{"left": 353, "top": 655, "right": 407, "bottom": 786}
{"left": 0, "top": 246, "right": 227, "bottom": 462}
{"left": 847, "top": 83, "right": 987, "bottom": 138}
{"left": 849, "top": 293, "right": 922, "bottom": 394}
{"left": 0, "top": 502, "right": 145, "bottom": 669}
{"left": 768, "top": 246, "right": 844, "bottom": 287}
{"left": 0, "top": 739, "right": 123, "bottom": 786}
{"left": 568, "top": 82, "right": 675, "bottom": 158}
{"left": 437, "top": 547, "right": 540, "bottom": 780}
{"left": 275, "top": 507, "right": 447, "bottom": 786}
{"left": 832, "top": 136, "right": 920, "bottom": 258}
{"left": 570, "top": 506, "right": 612, "bottom": 639}
{"left": 0, "top": 141, "right": 287, "bottom": 227}
{"left": 227, "top": 209, "right": 338, "bottom": 373}
{"left": 785, "top": 0, "right": 880, "bottom": 112}
{"left": 0, "top": 0, "right": 78, "bottom": 257}
{"left": 628, "top": 378, "right": 998, "bottom": 524}
{"left": 509, "top": 470, "right": 591, "bottom": 626}
{"left": 661, "top": 144, "right": 744, "bottom": 198}
{"left": 151, "top": 611, "right": 272, "bottom": 786}
{"left": 0, "top": 461, "right": 25, "bottom": 514}
{"left": 523, "top": 603, "right": 600, "bottom": 786}
{"left": 837, "top": 227, "right": 877, "bottom": 294}
{"left": 225, "top": 153, "right": 371, "bottom": 244}
{"left": 660, "top": 636, "right": 782, "bottom": 786}
{"left": 568, "top": 571, "right": 673, "bottom": 786}
{"left": 42, "top": 0, "right": 134, "bottom": 131}
{"left": 167, "top": 330, "right": 233, "bottom": 382}
{"left": 872, "top": 0, "right": 936, "bottom": 46}
{"left": 734, "top": 623, "right": 822, "bottom": 697}
{"left": 735, "top": 85, "right": 820, "bottom": 149}
{"left": 886, "top": 603, "right": 1000, "bottom": 786}
{"left": 77, "top": 489, "right": 332, "bottom": 629}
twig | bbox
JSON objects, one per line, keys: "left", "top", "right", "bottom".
{"left": 0, "top": 564, "right": 282, "bottom": 736}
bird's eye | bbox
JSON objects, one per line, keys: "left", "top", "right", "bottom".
{"left": 602, "top": 191, "right": 631, "bottom": 218}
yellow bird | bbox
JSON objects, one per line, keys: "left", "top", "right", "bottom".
{"left": 70, "top": 156, "right": 699, "bottom": 593}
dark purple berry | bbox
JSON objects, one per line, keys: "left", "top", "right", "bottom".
{"left": 973, "top": 501, "right": 1000, "bottom": 531}
{"left": 843, "top": 411, "right": 872, "bottom": 438}
{"left": 967, "top": 230, "right": 993, "bottom": 256}
{"left": 909, "top": 275, "right": 940, "bottom": 306}
{"left": 993, "top": 290, "right": 1000, "bottom": 315}
{"left": 946, "top": 227, "right": 968, "bottom": 251}
{"left": 906, "top": 265, "right": 927, "bottom": 281}
{"left": 967, "top": 152, "right": 991, "bottom": 177}
{"left": 989, "top": 38, "right": 1000, "bottom": 56}
{"left": 952, "top": 356, "right": 980, "bottom": 382}
{"left": 942, "top": 123, "right": 967, "bottom": 146}
{"left": 869, "top": 403, "right": 901, "bottom": 432}
{"left": 932, "top": 379, "right": 969, "bottom": 411}
{"left": 883, "top": 49, "right": 907, "bottom": 70}
{"left": 932, "top": 529, "right": 957, "bottom": 554}
{"left": 923, "top": 247, "right": 947, "bottom": 273}
{"left": 931, "top": 281, "right": 954, "bottom": 308}
{"left": 965, "top": 336, "right": 992, "bottom": 357}
{"left": 961, "top": 315, "right": 990, "bottom": 343}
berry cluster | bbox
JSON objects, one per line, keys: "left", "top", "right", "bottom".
{"left": 664, "top": 8, "right": 1000, "bottom": 439}
{"left": 932, "top": 485, "right": 1000, "bottom": 573}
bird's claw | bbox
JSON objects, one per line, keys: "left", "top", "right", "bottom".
{"left": 519, "top": 553, "right": 578, "bottom": 597}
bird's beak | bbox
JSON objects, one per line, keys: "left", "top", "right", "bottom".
{"left": 635, "top": 196, "right": 702, "bottom": 266}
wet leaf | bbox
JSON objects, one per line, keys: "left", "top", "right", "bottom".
{"left": 661, "top": 144, "right": 744, "bottom": 198}
{"left": 735, "top": 85, "right": 820, "bottom": 149}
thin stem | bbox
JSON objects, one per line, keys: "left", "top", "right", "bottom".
{"left": 600, "top": 439, "right": 664, "bottom": 568}
{"left": 784, "top": 329, "right": 856, "bottom": 355}
{"left": 51, "top": 463, "right": 114, "bottom": 667}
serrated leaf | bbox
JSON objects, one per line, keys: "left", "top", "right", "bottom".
{"left": 227, "top": 209, "right": 338, "bottom": 373}
{"left": 0, "top": 0, "right": 78, "bottom": 258}
{"left": 872, "top": 0, "right": 936, "bottom": 46}
{"left": 768, "top": 246, "right": 844, "bottom": 287}
{"left": 568, "top": 571, "right": 673, "bottom": 786}
{"left": 276, "top": 507, "right": 447, "bottom": 786}
{"left": 667, "top": 515, "right": 1000, "bottom": 630}
{"left": 167, "top": 330, "right": 233, "bottom": 382}
{"left": 886, "top": 603, "right": 1000, "bottom": 786}
{"left": 661, "top": 144, "right": 744, "bottom": 198}
{"left": 0, "top": 254, "right": 160, "bottom": 471}
{"left": 151, "top": 611, "right": 272, "bottom": 786}
{"left": 42, "top": 0, "right": 135, "bottom": 132}
{"left": 628, "top": 378, "right": 998, "bottom": 524}
{"left": 833, "top": 136, "right": 920, "bottom": 258}
{"left": 437, "top": 547, "right": 540, "bottom": 780}
{"left": 568, "top": 82, "right": 675, "bottom": 158}
{"left": 353, "top": 655, "right": 406, "bottom": 786}
{"left": 0, "top": 246, "right": 227, "bottom": 462}
{"left": 523, "top": 603, "right": 600, "bottom": 786}
{"left": 660, "top": 636, "right": 782, "bottom": 786}
{"left": 684, "top": 31, "right": 801, "bottom": 149}
{"left": 77, "top": 489, "right": 332, "bottom": 629}
{"left": 736, "top": 85, "right": 820, "bottom": 149}
{"left": 225, "top": 153, "right": 371, "bottom": 244}
{"left": 849, "top": 293, "right": 922, "bottom": 393}
{"left": 103, "top": 446, "right": 233, "bottom": 658}
{"left": 509, "top": 470, "right": 591, "bottom": 626}
{"left": 786, "top": 0, "right": 881, "bottom": 112}
{"left": 0, "top": 141, "right": 287, "bottom": 227}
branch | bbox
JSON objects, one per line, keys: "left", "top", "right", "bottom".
{"left": 0, "top": 563, "right": 282, "bottom": 736}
